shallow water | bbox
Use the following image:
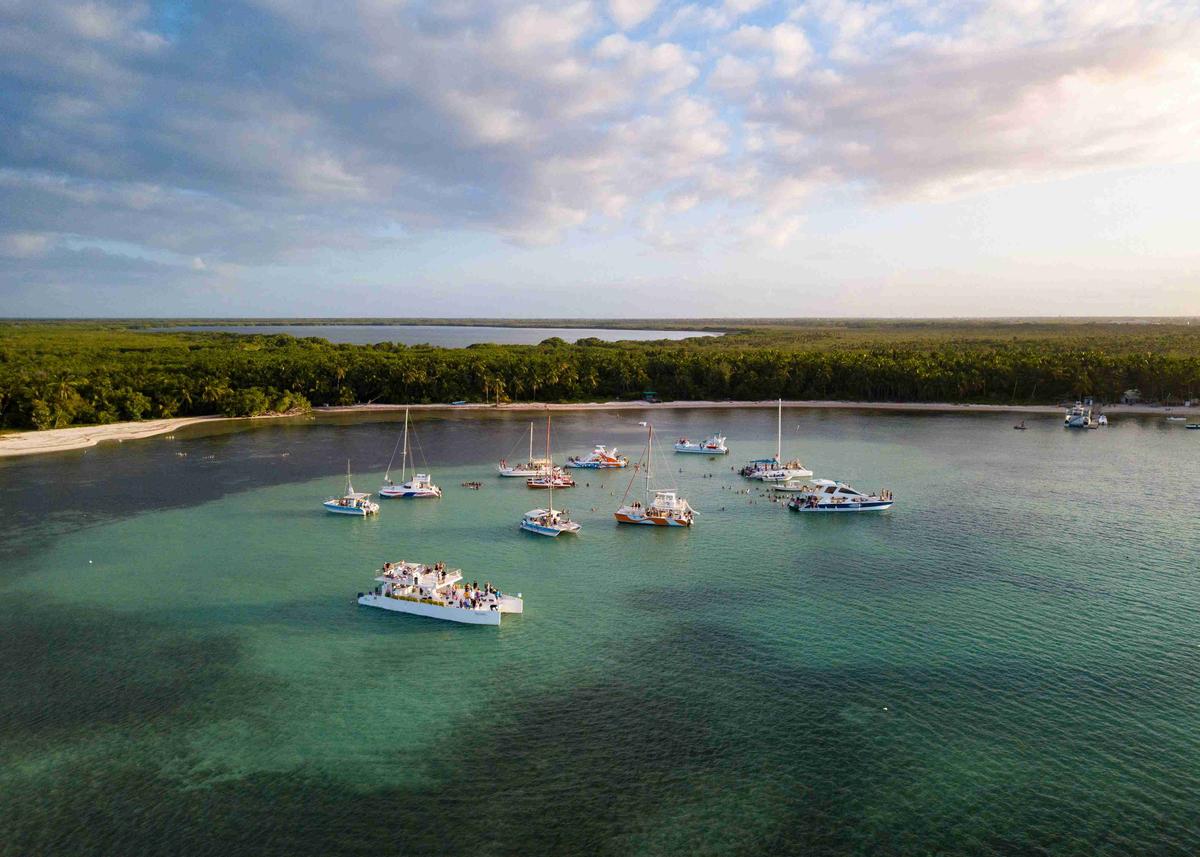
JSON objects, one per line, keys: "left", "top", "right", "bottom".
{"left": 155, "top": 324, "right": 716, "bottom": 346}
{"left": 1, "top": 409, "right": 1198, "bottom": 855}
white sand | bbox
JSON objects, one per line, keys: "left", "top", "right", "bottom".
{"left": 4, "top": 400, "right": 1196, "bottom": 459}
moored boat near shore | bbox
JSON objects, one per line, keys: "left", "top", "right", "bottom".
{"left": 520, "top": 415, "right": 581, "bottom": 536}
{"left": 324, "top": 462, "right": 380, "bottom": 516}
{"left": 741, "top": 399, "right": 812, "bottom": 480}
{"left": 380, "top": 409, "right": 442, "bottom": 498}
{"left": 615, "top": 424, "right": 695, "bottom": 527}
{"left": 565, "top": 444, "right": 628, "bottom": 469}
{"left": 674, "top": 433, "right": 728, "bottom": 454}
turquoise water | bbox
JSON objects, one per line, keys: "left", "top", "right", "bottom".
{"left": 154, "top": 324, "right": 717, "bottom": 346}
{"left": 1, "top": 409, "right": 1198, "bottom": 855}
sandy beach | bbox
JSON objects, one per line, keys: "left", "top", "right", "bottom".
{"left": 4, "top": 399, "right": 1197, "bottom": 459}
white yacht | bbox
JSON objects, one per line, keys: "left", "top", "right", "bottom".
{"left": 1064, "top": 401, "right": 1093, "bottom": 428}
{"left": 787, "top": 479, "right": 894, "bottom": 513}
{"left": 520, "top": 415, "right": 581, "bottom": 537}
{"left": 324, "top": 462, "right": 380, "bottom": 516}
{"left": 358, "top": 560, "right": 523, "bottom": 626}
{"left": 380, "top": 409, "right": 442, "bottom": 498}
{"left": 565, "top": 445, "right": 628, "bottom": 469}
{"left": 674, "top": 433, "right": 728, "bottom": 455}
{"left": 614, "top": 425, "right": 695, "bottom": 527}
{"left": 498, "top": 422, "right": 553, "bottom": 476}
{"left": 740, "top": 399, "right": 812, "bottom": 481}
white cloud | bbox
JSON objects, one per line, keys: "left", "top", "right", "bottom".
{"left": 609, "top": 0, "right": 659, "bottom": 30}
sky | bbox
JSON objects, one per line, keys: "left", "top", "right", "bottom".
{"left": 1, "top": 0, "right": 1198, "bottom": 318}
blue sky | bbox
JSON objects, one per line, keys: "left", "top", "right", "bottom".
{"left": 1, "top": 0, "right": 1198, "bottom": 317}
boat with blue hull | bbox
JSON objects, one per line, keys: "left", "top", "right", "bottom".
{"left": 380, "top": 409, "right": 442, "bottom": 499}
{"left": 787, "top": 479, "right": 893, "bottom": 513}
{"left": 520, "top": 415, "right": 581, "bottom": 536}
{"left": 324, "top": 462, "right": 380, "bottom": 516}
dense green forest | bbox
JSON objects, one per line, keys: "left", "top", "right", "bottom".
{"left": 2, "top": 320, "right": 1199, "bottom": 430}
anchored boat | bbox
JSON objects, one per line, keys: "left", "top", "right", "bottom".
{"left": 380, "top": 409, "right": 442, "bottom": 498}
{"left": 520, "top": 415, "right": 580, "bottom": 536}
{"left": 614, "top": 424, "right": 695, "bottom": 527}
{"left": 674, "top": 433, "right": 729, "bottom": 454}
{"left": 358, "top": 560, "right": 523, "bottom": 626}
{"left": 787, "top": 479, "right": 893, "bottom": 513}
{"left": 1064, "top": 401, "right": 1093, "bottom": 428}
{"left": 324, "top": 462, "right": 380, "bottom": 516}
{"left": 498, "top": 422, "right": 553, "bottom": 476}
{"left": 565, "top": 445, "right": 628, "bottom": 469}
{"left": 740, "top": 399, "right": 812, "bottom": 481}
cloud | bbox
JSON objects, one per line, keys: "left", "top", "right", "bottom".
{"left": 1, "top": 0, "right": 1198, "bottom": 303}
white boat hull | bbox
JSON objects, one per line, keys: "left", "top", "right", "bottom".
{"left": 790, "top": 501, "right": 893, "bottom": 513}
{"left": 498, "top": 467, "right": 539, "bottom": 477}
{"left": 674, "top": 444, "right": 728, "bottom": 455}
{"left": 379, "top": 486, "right": 441, "bottom": 498}
{"left": 324, "top": 501, "right": 378, "bottom": 516}
{"left": 358, "top": 593, "right": 502, "bottom": 625}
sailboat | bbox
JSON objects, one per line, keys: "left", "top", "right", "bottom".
{"left": 379, "top": 409, "right": 442, "bottom": 498}
{"left": 521, "top": 414, "right": 581, "bottom": 536}
{"left": 324, "top": 461, "right": 380, "bottom": 516}
{"left": 498, "top": 422, "right": 552, "bottom": 476}
{"left": 739, "top": 399, "right": 812, "bottom": 482}
{"left": 614, "top": 424, "right": 695, "bottom": 527}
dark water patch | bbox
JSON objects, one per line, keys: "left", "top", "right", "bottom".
{"left": 0, "top": 603, "right": 268, "bottom": 749}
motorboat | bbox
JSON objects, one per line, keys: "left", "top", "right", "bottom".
{"left": 1166, "top": 416, "right": 1186, "bottom": 422}
{"left": 1064, "top": 402, "right": 1093, "bottom": 428}
{"left": 498, "top": 422, "right": 553, "bottom": 476}
{"left": 526, "top": 469, "right": 575, "bottom": 489}
{"left": 614, "top": 424, "right": 694, "bottom": 527}
{"left": 565, "top": 445, "right": 628, "bottom": 469}
{"left": 1096, "top": 415, "right": 1108, "bottom": 426}
{"left": 1013, "top": 420, "right": 1027, "bottom": 430}
{"left": 674, "top": 433, "right": 728, "bottom": 455}
{"left": 787, "top": 479, "right": 894, "bottom": 513}
{"left": 324, "top": 462, "right": 380, "bottom": 516}
{"left": 357, "top": 560, "right": 523, "bottom": 626}
{"left": 740, "top": 399, "right": 812, "bottom": 480}
{"left": 520, "top": 415, "right": 581, "bottom": 537}
{"left": 1186, "top": 423, "right": 1200, "bottom": 430}
{"left": 379, "top": 409, "right": 442, "bottom": 498}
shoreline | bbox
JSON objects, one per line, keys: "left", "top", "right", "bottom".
{"left": 3, "top": 399, "right": 1197, "bottom": 459}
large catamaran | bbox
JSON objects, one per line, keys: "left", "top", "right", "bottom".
{"left": 379, "top": 408, "right": 442, "bottom": 499}
{"left": 614, "top": 424, "right": 695, "bottom": 527}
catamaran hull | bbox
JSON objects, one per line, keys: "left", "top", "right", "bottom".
{"left": 519, "top": 521, "right": 579, "bottom": 536}
{"left": 379, "top": 488, "right": 441, "bottom": 499}
{"left": 613, "top": 512, "right": 692, "bottom": 527}
{"left": 564, "top": 461, "right": 625, "bottom": 469}
{"left": 790, "top": 501, "right": 893, "bottom": 513}
{"left": 324, "top": 503, "right": 377, "bottom": 516}
{"left": 358, "top": 593, "right": 502, "bottom": 625}
{"left": 674, "top": 445, "right": 728, "bottom": 454}
{"left": 498, "top": 468, "right": 539, "bottom": 477}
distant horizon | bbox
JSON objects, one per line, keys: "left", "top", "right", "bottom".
{"left": 3, "top": 315, "right": 1198, "bottom": 325}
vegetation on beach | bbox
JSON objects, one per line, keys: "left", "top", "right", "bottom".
{"left": 2, "top": 320, "right": 1198, "bottom": 430}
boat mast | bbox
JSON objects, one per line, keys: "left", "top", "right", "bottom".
{"left": 545, "top": 413, "right": 553, "bottom": 510}
{"left": 346, "top": 459, "right": 353, "bottom": 495}
{"left": 401, "top": 408, "right": 410, "bottom": 483}
{"left": 776, "top": 398, "right": 782, "bottom": 463}
{"left": 529, "top": 422, "right": 534, "bottom": 465}
{"left": 645, "top": 424, "right": 653, "bottom": 500}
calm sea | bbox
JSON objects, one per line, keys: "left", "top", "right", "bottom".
{"left": 1, "top": 409, "right": 1198, "bottom": 855}
{"left": 158, "top": 324, "right": 717, "bottom": 346}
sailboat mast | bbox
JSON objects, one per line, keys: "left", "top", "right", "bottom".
{"left": 346, "top": 459, "right": 352, "bottom": 494}
{"left": 529, "top": 422, "right": 534, "bottom": 464}
{"left": 545, "top": 414, "right": 553, "bottom": 509}
{"left": 776, "top": 398, "right": 782, "bottom": 462}
{"left": 401, "top": 408, "right": 410, "bottom": 483}
{"left": 646, "top": 424, "right": 653, "bottom": 498}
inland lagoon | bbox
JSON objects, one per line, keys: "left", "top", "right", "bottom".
{"left": 1, "top": 408, "right": 1197, "bottom": 855}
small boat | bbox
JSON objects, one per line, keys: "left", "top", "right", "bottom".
{"left": 769, "top": 480, "right": 810, "bottom": 492}
{"left": 498, "top": 422, "right": 554, "bottom": 476}
{"left": 1013, "top": 420, "right": 1027, "bottom": 430}
{"left": 740, "top": 400, "right": 812, "bottom": 480}
{"left": 674, "top": 433, "right": 729, "bottom": 455}
{"left": 787, "top": 479, "right": 893, "bottom": 513}
{"left": 1186, "top": 424, "right": 1200, "bottom": 430}
{"left": 1064, "top": 402, "right": 1093, "bottom": 428}
{"left": 358, "top": 560, "right": 523, "bottom": 626}
{"left": 379, "top": 409, "right": 442, "bottom": 498}
{"left": 565, "top": 445, "right": 628, "bottom": 469}
{"left": 1096, "top": 415, "right": 1108, "bottom": 426}
{"left": 1166, "top": 416, "right": 1186, "bottom": 422}
{"left": 324, "top": 462, "right": 380, "bottom": 516}
{"left": 526, "top": 469, "right": 575, "bottom": 489}
{"left": 614, "top": 424, "right": 695, "bottom": 527}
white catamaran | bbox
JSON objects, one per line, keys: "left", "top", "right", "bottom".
{"left": 520, "top": 414, "right": 581, "bottom": 537}
{"left": 674, "top": 433, "right": 729, "bottom": 454}
{"left": 358, "top": 560, "right": 523, "bottom": 626}
{"left": 380, "top": 408, "right": 442, "bottom": 499}
{"left": 324, "top": 461, "right": 380, "bottom": 516}
{"left": 614, "top": 424, "right": 695, "bottom": 527}
{"left": 740, "top": 399, "right": 812, "bottom": 482}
